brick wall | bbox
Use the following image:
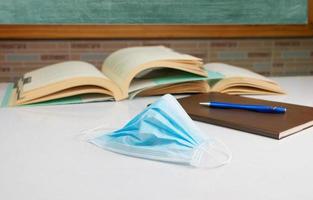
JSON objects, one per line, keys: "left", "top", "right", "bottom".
{"left": 0, "top": 38, "right": 312, "bottom": 82}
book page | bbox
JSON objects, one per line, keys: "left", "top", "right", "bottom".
{"left": 129, "top": 71, "right": 208, "bottom": 93}
{"left": 204, "top": 63, "right": 273, "bottom": 82}
{"left": 22, "top": 61, "right": 109, "bottom": 92}
{"left": 101, "top": 46, "right": 200, "bottom": 87}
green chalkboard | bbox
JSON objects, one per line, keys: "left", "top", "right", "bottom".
{"left": 0, "top": 0, "right": 308, "bottom": 24}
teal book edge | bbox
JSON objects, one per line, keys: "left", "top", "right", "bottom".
{"left": 1, "top": 83, "right": 14, "bottom": 107}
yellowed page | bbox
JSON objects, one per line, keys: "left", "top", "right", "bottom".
{"left": 205, "top": 63, "right": 284, "bottom": 94}
{"left": 17, "top": 86, "right": 112, "bottom": 105}
{"left": 204, "top": 63, "right": 274, "bottom": 83}
{"left": 101, "top": 46, "right": 201, "bottom": 88}
{"left": 23, "top": 61, "right": 109, "bottom": 92}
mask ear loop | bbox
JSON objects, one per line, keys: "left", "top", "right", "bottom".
{"left": 191, "top": 138, "right": 232, "bottom": 168}
{"left": 211, "top": 138, "right": 232, "bottom": 165}
{"left": 75, "top": 122, "right": 119, "bottom": 142}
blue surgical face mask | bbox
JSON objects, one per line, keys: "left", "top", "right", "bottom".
{"left": 90, "top": 94, "right": 231, "bottom": 168}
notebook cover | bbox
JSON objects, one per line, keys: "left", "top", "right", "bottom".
{"left": 178, "top": 93, "right": 313, "bottom": 139}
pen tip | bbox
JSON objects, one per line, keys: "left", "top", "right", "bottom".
{"left": 199, "top": 102, "right": 211, "bottom": 105}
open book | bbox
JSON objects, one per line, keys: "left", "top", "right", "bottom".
{"left": 204, "top": 63, "right": 284, "bottom": 95}
{"left": 3, "top": 46, "right": 284, "bottom": 107}
{"left": 7, "top": 46, "right": 207, "bottom": 106}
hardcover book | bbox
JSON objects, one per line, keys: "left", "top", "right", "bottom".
{"left": 178, "top": 93, "right": 313, "bottom": 139}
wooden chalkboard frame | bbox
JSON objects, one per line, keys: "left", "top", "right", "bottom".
{"left": 0, "top": 0, "right": 312, "bottom": 39}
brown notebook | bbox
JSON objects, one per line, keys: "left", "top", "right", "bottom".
{"left": 178, "top": 93, "right": 313, "bottom": 139}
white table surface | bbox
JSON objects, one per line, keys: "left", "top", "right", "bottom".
{"left": 1, "top": 76, "right": 313, "bottom": 200}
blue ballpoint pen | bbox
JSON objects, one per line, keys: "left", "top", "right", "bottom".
{"left": 199, "top": 101, "right": 287, "bottom": 113}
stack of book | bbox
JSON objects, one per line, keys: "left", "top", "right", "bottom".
{"left": 4, "top": 46, "right": 284, "bottom": 106}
